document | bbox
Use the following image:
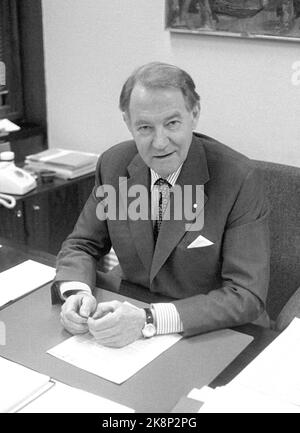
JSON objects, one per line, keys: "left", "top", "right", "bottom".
{"left": 0, "top": 356, "right": 52, "bottom": 413}
{"left": 188, "top": 384, "right": 300, "bottom": 413}
{"left": 177, "top": 319, "right": 300, "bottom": 412}
{"left": 0, "top": 260, "right": 55, "bottom": 307}
{"left": 0, "top": 356, "right": 134, "bottom": 413}
{"left": 0, "top": 118, "right": 21, "bottom": 132}
{"left": 47, "top": 332, "right": 182, "bottom": 384}
{"left": 19, "top": 381, "right": 134, "bottom": 413}
{"left": 232, "top": 317, "right": 300, "bottom": 407}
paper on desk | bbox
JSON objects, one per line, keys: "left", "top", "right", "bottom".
{"left": 19, "top": 381, "right": 134, "bottom": 413}
{"left": 47, "top": 332, "right": 182, "bottom": 384}
{"left": 191, "top": 384, "right": 300, "bottom": 413}
{"left": 0, "top": 356, "right": 52, "bottom": 413}
{"left": 232, "top": 317, "right": 300, "bottom": 406}
{"left": 0, "top": 118, "right": 20, "bottom": 132}
{"left": 0, "top": 260, "right": 55, "bottom": 307}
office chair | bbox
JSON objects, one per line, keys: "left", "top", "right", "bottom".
{"left": 275, "top": 287, "right": 300, "bottom": 332}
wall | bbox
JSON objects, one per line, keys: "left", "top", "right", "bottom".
{"left": 42, "top": 0, "right": 300, "bottom": 167}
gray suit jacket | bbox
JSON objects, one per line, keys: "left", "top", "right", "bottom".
{"left": 53, "top": 133, "right": 270, "bottom": 336}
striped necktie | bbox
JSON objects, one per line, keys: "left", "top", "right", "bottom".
{"left": 153, "top": 178, "right": 171, "bottom": 243}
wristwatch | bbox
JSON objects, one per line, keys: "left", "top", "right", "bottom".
{"left": 141, "top": 307, "right": 156, "bottom": 338}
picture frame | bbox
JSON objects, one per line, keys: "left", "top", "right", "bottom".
{"left": 165, "top": 1, "right": 300, "bottom": 42}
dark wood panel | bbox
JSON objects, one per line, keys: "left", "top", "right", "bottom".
{"left": 23, "top": 193, "right": 49, "bottom": 252}
{"left": 47, "top": 182, "right": 80, "bottom": 255}
{"left": 0, "top": 200, "right": 26, "bottom": 244}
{"left": 0, "top": 173, "right": 95, "bottom": 255}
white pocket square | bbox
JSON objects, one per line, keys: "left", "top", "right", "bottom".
{"left": 187, "top": 235, "right": 214, "bottom": 249}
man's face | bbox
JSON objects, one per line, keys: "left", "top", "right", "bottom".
{"left": 124, "top": 85, "right": 200, "bottom": 178}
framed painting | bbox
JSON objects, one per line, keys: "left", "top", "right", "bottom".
{"left": 165, "top": 1, "right": 300, "bottom": 42}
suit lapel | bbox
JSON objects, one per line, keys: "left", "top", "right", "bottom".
{"left": 121, "top": 154, "right": 154, "bottom": 276}
{"left": 150, "top": 135, "right": 209, "bottom": 284}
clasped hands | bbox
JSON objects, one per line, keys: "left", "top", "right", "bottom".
{"left": 60, "top": 292, "right": 146, "bottom": 348}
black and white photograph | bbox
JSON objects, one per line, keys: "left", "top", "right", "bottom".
{"left": 0, "top": 0, "right": 299, "bottom": 416}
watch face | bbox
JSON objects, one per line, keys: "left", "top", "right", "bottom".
{"left": 142, "top": 323, "right": 156, "bottom": 338}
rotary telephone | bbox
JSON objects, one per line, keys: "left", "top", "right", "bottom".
{"left": 0, "top": 151, "right": 37, "bottom": 208}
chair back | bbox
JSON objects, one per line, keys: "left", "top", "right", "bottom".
{"left": 253, "top": 160, "right": 300, "bottom": 320}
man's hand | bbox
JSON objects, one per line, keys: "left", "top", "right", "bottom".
{"left": 60, "top": 292, "right": 97, "bottom": 335}
{"left": 87, "top": 301, "right": 145, "bottom": 348}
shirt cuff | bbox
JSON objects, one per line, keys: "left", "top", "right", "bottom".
{"left": 151, "top": 303, "right": 184, "bottom": 335}
{"left": 60, "top": 281, "right": 92, "bottom": 300}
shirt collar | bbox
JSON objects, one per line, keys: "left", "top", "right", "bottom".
{"left": 150, "top": 164, "right": 183, "bottom": 190}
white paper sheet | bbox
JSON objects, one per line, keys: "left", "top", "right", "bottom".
{"left": 194, "top": 383, "right": 300, "bottom": 413}
{"left": 232, "top": 317, "right": 300, "bottom": 406}
{"left": 19, "top": 381, "right": 134, "bottom": 413}
{"left": 0, "top": 356, "right": 51, "bottom": 413}
{"left": 0, "top": 119, "right": 21, "bottom": 132}
{"left": 47, "top": 332, "right": 182, "bottom": 384}
{"left": 0, "top": 260, "right": 55, "bottom": 307}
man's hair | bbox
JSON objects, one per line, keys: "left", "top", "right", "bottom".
{"left": 119, "top": 62, "right": 200, "bottom": 113}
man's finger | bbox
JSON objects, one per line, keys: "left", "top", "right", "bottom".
{"left": 63, "top": 309, "right": 88, "bottom": 324}
{"left": 90, "top": 326, "right": 119, "bottom": 340}
{"left": 88, "top": 310, "right": 117, "bottom": 332}
{"left": 61, "top": 312, "right": 88, "bottom": 329}
{"left": 92, "top": 301, "right": 119, "bottom": 319}
{"left": 79, "top": 295, "right": 96, "bottom": 318}
{"left": 60, "top": 316, "right": 89, "bottom": 334}
{"left": 91, "top": 300, "right": 122, "bottom": 319}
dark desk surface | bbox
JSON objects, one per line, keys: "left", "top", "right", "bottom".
{"left": 0, "top": 240, "right": 54, "bottom": 271}
{"left": 0, "top": 241, "right": 279, "bottom": 412}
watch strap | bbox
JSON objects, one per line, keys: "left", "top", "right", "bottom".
{"left": 144, "top": 307, "right": 154, "bottom": 325}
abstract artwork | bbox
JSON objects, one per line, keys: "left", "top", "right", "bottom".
{"left": 166, "top": 1, "right": 300, "bottom": 41}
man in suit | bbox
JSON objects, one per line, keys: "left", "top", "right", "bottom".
{"left": 54, "top": 62, "right": 270, "bottom": 347}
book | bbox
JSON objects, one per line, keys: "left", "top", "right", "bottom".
{"left": 24, "top": 160, "right": 97, "bottom": 179}
{"left": 0, "top": 356, "right": 134, "bottom": 413}
{"left": 25, "top": 148, "right": 98, "bottom": 179}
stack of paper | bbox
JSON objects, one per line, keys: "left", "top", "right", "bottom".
{"left": 186, "top": 318, "right": 300, "bottom": 413}
{"left": 188, "top": 384, "right": 300, "bottom": 413}
{"left": 0, "top": 356, "right": 134, "bottom": 413}
{"left": 19, "top": 381, "right": 134, "bottom": 413}
{"left": 0, "top": 356, "right": 53, "bottom": 413}
{"left": 232, "top": 317, "right": 300, "bottom": 407}
{"left": 0, "top": 260, "right": 55, "bottom": 307}
{"left": 25, "top": 148, "right": 98, "bottom": 179}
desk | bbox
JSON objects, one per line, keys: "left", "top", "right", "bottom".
{"left": 0, "top": 172, "right": 94, "bottom": 255}
{"left": 0, "top": 243, "right": 279, "bottom": 412}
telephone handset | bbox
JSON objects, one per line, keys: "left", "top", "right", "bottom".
{"left": 0, "top": 151, "right": 37, "bottom": 208}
